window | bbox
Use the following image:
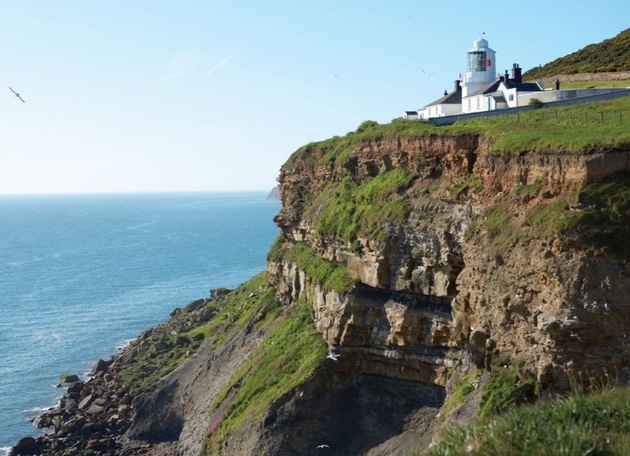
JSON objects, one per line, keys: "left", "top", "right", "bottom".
{"left": 467, "top": 51, "right": 487, "bottom": 72}
{"left": 509, "top": 94, "right": 514, "bottom": 101}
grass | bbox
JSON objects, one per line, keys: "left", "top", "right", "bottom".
{"left": 477, "top": 363, "right": 537, "bottom": 419}
{"left": 307, "top": 168, "right": 414, "bottom": 243}
{"left": 268, "top": 237, "right": 357, "bottom": 291}
{"left": 204, "top": 296, "right": 328, "bottom": 455}
{"left": 521, "top": 28, "right": 630, "bottom": 78}
{"left": 556, "top": 79, "right": 630, "bottom": 89}
{"left": 284, "top": 97, "right": 630, "bottom": 190}
{"left": 457, "top": 96, "right": 630, "bottom": 154}
{"left": 423, "top": 386, "right": 630, "bottom": 456}
{"left": 118, "top": 273, "right": 279, "bottom": 391}
{"left": 560, "top": 171, "right": 630, "bottom": 260}
{"left": 476, "top": 170, "right": 630, "bottom": 261}
{"left": 450, "top": 173, "right": 483, "bottom": 199}
{"left": 439, "top": 370, "right": 483, "bottom": 423}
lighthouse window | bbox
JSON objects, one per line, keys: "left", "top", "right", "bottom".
{"left": 467, "top": 51, "right": 487, "bottom": 72}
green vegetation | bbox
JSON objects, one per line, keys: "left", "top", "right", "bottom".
{"left": 560, "top": 171, "right": 630, "bottom": 259}
{"left": 478, "top": 363, "right": 537, "bottom": 419}
{"left": 439, "top": 370, "right": 482, "bottom": 422}
{"left": 307, "top": 169, "right": 414, "bottom": 243}
{"left": 457, "top": 97, "right": 630, "bottom": 154}
{"left": 556, "top": 79, "right": 630, "bottom": 89}
{"left": 450, "top": 173, "right": 483, "bottom": 198}
{"left": 478, "top": 171, "right": 630, "bottom": 261}
{"left": 287, "top": 96, "right": 630, "bottom": 176}
{"left": 522, "top": 28, "right": 630, "bottom": 78}
{"left": 204, "top": 296, "right": 328, "bottom": 455}
{"left": 268, "top": 237, "right": 357, "bottom": 291}
{"left": 118, "top": 274, "right": 280, "bottom": 391}
{"left": 203, "top": 273, "right": 283, "bottom": 349}
{"left": 286, "top": 118, "right": 481, "bottom": 166}
{"left": 424, "top": 386, "right": 630, "bottom": 456}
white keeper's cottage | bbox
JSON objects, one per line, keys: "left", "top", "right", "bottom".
{"left": 412, "top": 36, "right": 544, "bottom": 120}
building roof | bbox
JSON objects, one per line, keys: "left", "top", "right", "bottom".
{"left": 467, "top": 80, "right": 502, "bottom": 97}
{"left": 425, "top": 89, "right": 462, "bottom": 107}
{"left": 466, "top": 79, "right": 542, "bottom": 97}
{"left": 503, "top": 81, "right": 542, "bottom": 92}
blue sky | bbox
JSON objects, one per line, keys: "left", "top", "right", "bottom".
{"left": 1, "top": 1, "right": 628, "bottom": 194}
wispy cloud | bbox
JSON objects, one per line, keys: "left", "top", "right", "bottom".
{"left": 206, "top": 52, "right": 236, "bottom": 77}
{"left": 207, "top": 40, "right": 248, "bottom": 77}
{"left": 158, "top": 48, "right": 202, "bottom": 84}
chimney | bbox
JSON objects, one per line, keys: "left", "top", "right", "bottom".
{"left": 504, "top": 70, "right": 509, "bottom": 83}
{"left": 454, "top": 80, "right": 461, "bottom": 92}
{"left": 511, "top": 63, "right": 522, "bottom": 83}
{"left": 444, "top": 90, "right": 448, "bottom": 96}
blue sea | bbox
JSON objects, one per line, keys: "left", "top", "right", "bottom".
{"left": 0, "top": 192, "right": 281, "bottom": 454}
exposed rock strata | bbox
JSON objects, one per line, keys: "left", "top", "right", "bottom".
{"left": 13, "top": 132, "right": 630, "bottom": 455}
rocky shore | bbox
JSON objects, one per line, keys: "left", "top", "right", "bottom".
{"left": 9, "top": 294, "right": 221, "bottom": 456}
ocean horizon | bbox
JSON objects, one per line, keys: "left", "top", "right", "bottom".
{"left": 0, "top": 191, "right": 281, "bottom": 453}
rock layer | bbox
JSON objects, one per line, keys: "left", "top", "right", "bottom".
{"left": 13, "top": 132, "right": 630, "bottom": 455}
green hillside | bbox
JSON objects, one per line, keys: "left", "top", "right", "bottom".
{"left": 522, "top": 28, "right": 630, "bottom": 78}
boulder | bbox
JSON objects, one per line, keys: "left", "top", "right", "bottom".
{"left": 60, "top": 374, "right": 80, "bottom": 384}
{"left": 9, "top": 436, "right": 41, "bottom": 456}
{"left": 210, "top": 287, "right": 231, "bottom": 300}
{"left": 90, "top": 359, "right": 110, "bottom": 375}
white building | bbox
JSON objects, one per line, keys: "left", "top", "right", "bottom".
{"left": 463, "top": 64, "right": 543, "bottom": 114}
{"left": 414, "top": 37, "right": 543, "bottom": 119}
{"left": 461, "top": 37, "right": 496, "bottom": 97}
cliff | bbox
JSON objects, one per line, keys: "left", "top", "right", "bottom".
{"left": 12, "top": 123, "right": 630, "bottom": 455}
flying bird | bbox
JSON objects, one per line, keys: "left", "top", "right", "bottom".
{"left": 327, "top": 352, "right": 339, "bottom": 361}
{"left": 9, "top": 87, "right": 25, "bottom": 103}
{"left": 317, "top": 444, "right": 330, "bottom": 449}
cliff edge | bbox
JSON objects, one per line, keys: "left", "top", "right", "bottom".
{"left": 12, "top": 116, "right": 630, "bottom": 455}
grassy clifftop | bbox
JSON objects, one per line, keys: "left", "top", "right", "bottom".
{"left": 290, "top": 96, "right": 630, "bottom": 167}
{"left": 523, "top": 28, "right": 630, "bottom": 78}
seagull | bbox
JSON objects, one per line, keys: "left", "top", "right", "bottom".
{"left": 421, "top": 69, "right": 436, "bottom": 76}
{"left": 569, "top": 331, "right": 581, "bottom": 341}
{"left": 327, "top": 352, "right": 339, "bottom": 361}
{"left": 9, "top": 87, "right": 25, "bottom": 103}
{"left": 317, "top": 444, "right": 330, "bottom": 449}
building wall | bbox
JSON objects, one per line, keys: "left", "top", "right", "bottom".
{"left": 420, "top": 103, "right": 462, "bottom": 119}
{"left": 518, "top": 88, "right": 628, "bottom": 106}
{"left": 431, "top": 88, "right": 630, "bottom": 126}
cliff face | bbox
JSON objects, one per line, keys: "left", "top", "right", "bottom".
{"left": 16, "top": 132, "right": 630, "bottom": 456}
{"left": 270, "top": 135, "right": 630, "bottom": 402}
{"left": 272, "top": 133, "right": 630, "bottom": 398}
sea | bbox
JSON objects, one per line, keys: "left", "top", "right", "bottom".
{"left": 0, "top": 192, "right": 281, "bottom": 454}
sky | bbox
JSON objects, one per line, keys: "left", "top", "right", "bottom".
{"left": 1, "top": 1, "right": 629, "bottom": 195}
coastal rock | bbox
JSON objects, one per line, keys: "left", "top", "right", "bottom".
{"left": 60, "top": 374, "right": 80, "bottom": 384}
{"left": 13, "top": 131, "right": 630, "bottom": 455}
{"left": 9, "top": 436, "right": 42, "bottom": 456}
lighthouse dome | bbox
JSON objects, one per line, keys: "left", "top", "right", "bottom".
{"left": 470, "top": 38, "right": 489, "bottom": 51}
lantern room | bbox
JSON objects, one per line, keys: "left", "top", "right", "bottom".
{"left": 462, "top": 36, "right": 496, "bottom": 97}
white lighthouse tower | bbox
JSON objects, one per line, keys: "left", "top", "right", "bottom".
{"left": 461, "top": 36, "right": 496, "bottom": 97}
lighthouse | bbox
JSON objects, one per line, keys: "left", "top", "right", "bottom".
{"left": 461, "top": 36, "right": 496, "bottom": 97}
